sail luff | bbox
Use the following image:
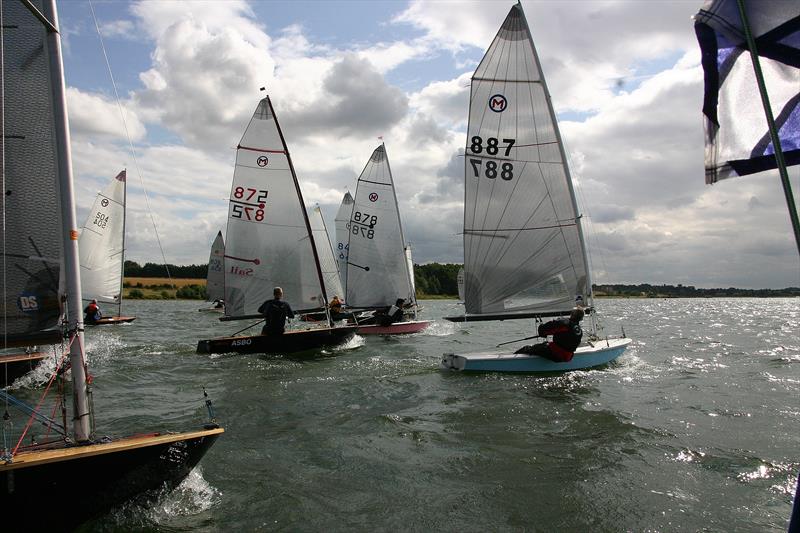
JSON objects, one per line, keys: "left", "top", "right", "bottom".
{"left": 266, "top": 97, "right": 330, "bottom": 318}
{"left": 517, "top": 3, "right": 593, "bottom": 305}
{"left": 381, "top": 143, "right": 415, "bottom": 304}
{"left": 334, "top": 192, "right": 354, "bottom": 298}
{"left": 41, "top": 0, "right": 91, "bottom": 442}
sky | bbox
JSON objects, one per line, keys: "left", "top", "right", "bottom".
{"left": 55, "top": 0, "right": 799, "bottom": 289}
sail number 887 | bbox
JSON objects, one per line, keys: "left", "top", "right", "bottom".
{"left": 469, "top": 136, "right": 515, "bottom": 181}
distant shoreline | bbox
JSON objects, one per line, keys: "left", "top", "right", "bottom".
{"left": 122, "top": 277, "right": 799, "bottom": 301}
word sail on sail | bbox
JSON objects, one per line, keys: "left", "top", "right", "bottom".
{"left": 442, "top": 3, "right": 630, "bottom": 372}
{"left": 196, "top": 96, "right": 356, "bottom": 354}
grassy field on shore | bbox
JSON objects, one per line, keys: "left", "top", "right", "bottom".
{"left": 123, "top": 277, "right": 206, "bottom": 299}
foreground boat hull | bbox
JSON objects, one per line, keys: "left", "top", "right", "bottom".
{"left": 0, "top": 352, "right": 47, "bottom": 384}
{"left": 441, "top": 338, "right": 632, "bottom": 373}
{"left": 0, "top": 427, "right": 223, "bottom": 530}
{"left": 89, "top": 316, "right": 137, "bottom": 325}
{"left": 355, "top": 320, "right": 430, "bottom": 335}
{"left": 196, "top": 326, "right": 358, "bottom": 355}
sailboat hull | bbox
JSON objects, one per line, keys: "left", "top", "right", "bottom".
{"left": 441, "top": 338, "right": 632, "bottom": 373}
{"left": 196, "top": 326, "right": 358, "bottom": 355}
{"left": 90, "top": 316, "right": 137, "bottom": 325}
{"left": 356, "top": 320, "right": 430, "bottom": 335}
{"left": 0, "top": 352, "right": 47, "bottom": 383}
{"left": 0, "top": 427, "right": 223, "bottom": 530}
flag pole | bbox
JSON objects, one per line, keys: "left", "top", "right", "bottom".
{"left": 735, "top": 0, "right": 800, "bottom": 256}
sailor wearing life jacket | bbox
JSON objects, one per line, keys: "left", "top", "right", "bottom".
{"left": 514, "top": 307, "right": 584, "bottom": 362}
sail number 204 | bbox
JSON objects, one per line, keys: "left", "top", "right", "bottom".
{"left": 469, "top": 136, "right": 515, "bottom": 181}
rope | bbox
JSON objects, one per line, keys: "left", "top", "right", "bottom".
{"left": 87, "top": 0, "right": 175, "bottom": 290}
{"left": 11, "top": 336, "right": 74, "bottom": 456}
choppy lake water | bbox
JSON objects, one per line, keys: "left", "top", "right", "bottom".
{"left": 7, "top": 298, "right": 799, "bottom": 531}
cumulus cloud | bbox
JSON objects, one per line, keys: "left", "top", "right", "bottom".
{"left": 61, "top": 0, "right": 798, "bottom": 288}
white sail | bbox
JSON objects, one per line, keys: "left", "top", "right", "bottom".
{"left": 223, "top": 97, "right": 326, "bottom": 316}
{"left": 309, "top": 205, "right": 344, "bottom": 300}
{"left": 334, "top": 192, "right": 354, "bottom": 296}
{"left": 462, "top": 4, "right": 590, "bottom": 318}
{"left": 345, "top": 145, "right": 414, "bottom": 308}
{"left": 206, "top": 231, "right": 225, "bottom": 302}
{"left": 79, "top": 170, "right": 126, "bottom": 310}
{"left": 404, "top": 244, "right": 416, "bottom": 298}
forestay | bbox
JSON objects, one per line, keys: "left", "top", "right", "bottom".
{"left": 334, "top": 192, "right": 353, "bottom": 295}
{"left": 309, "top": 205, "right": 344, "bottom": 300}
{"left": 224, "top": 97, "right": 325, "bottom": 316}
{"left": 79, "top": 170, "right": 126, "bottom": 310}
{"left": 462, "top": 4, "right": 589, "bottom": 318}
{"left": 1, "top": 0, "right": 65, "bottom": 345}
{"left": 345, "top": 145, "right": 414, "bottom": 308}
{"left": 206, "top": 231, "right": 224, "bottom": 302}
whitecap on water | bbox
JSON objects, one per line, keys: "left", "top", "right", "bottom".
{"left": 332, "top": 334, "right": 365, "bottom": 351}
{"left": 422, "top": 320, "right": 457, "bottom": 337}
{"left": 149, "top": 467, "right": 221, "bottom": 521}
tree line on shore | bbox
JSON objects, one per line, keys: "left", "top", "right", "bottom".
{"left": 124, "top": 261, "right": 799, "bottom": 299}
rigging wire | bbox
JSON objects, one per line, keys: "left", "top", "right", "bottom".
{"left": 87, "top": 0, "right": 174, "bottom": 288}
{"left": 1, "top": 0, "right": 9, "bottom": 413}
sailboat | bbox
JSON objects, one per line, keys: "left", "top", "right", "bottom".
{"left": 441, "top": 3, "right": 630, "bottom": 372}
{"left": 344, "top": 144, "right": 429, "bottom": 335}
{"left": 199, "top": 230, "right": 225, "bottom": 312}
{"left": 196, "top": 95, "right": 357, "bottom": 355}
{"left": 334, "top": 191, "right": 354, "bottom": 295}
{"left": 0, "top": 1, "right": 222, "bottom": 527}
{"left": 78, "top": 169, "right": 136, "bottom": 324}
{"left": 298, "top": 205, "right": 349, "bottom": 323}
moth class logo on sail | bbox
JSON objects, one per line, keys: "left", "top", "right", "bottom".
{"left": 489, "top": 94, "right": 507, "bottom": 113}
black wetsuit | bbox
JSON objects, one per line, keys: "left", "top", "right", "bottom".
{"left": 258, "top": 299, "right": 294, "bottom": 335}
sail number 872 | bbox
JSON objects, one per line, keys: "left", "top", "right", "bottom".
{"left": 469, "top": 136, "right": 515, "bottom": 181}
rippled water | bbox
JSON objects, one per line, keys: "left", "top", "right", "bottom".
{"left": 7, "top": 298, "right": 799, "bottom": 531}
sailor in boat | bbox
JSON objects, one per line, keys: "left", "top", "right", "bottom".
{"left": 83, "top": 299, "right": 102, "bottom": 325}
{"left": 257, "top": 287, "right": 294, "bottom": 335}
{"left": 376, "top": 298, "right": 405, "bottom": 327}
{"left": 329, "top": 295, "right": 349, "bottom": 321}
{"left": 213, "top": 299, "right": 225, "bottom": 309}
{"left": 514, "top": 307, "right": 585, "bottom": 362}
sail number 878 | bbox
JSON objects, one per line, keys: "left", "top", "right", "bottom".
{"left": 469, "top": 136, "right": 515, "bottom": 181}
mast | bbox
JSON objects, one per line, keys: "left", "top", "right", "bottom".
{"left": 734, "top": 0, "right": 800, "bottom": 256}
{"left": 119, "top": 168, "right": 127, "bottom": 317}
{"left": 265, "top": 96, "right": 331, "bottom": 322}
{"left": 40, "top": 0, "right": 92, "bottom": 441}
{"left": 518, "top": 2, "right": 594, "bottom": 308}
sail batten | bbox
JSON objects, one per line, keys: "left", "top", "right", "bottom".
{"left": 461, "top": 3, "right": 589, "bottom": 317}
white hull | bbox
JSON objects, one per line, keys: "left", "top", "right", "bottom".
{"left": 441, "top": 337, "right": 631, "bottom": 373}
